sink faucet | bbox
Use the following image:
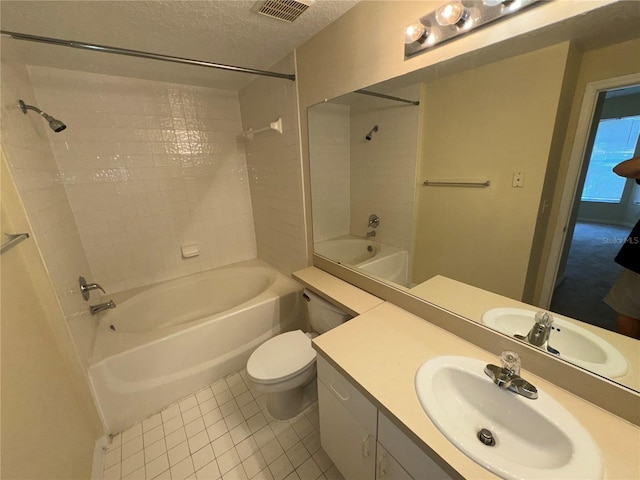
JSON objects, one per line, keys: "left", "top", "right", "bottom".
{"left": 515, "top": 311, "right": 560, "bottom": 355}
{"left": 90, "top": 300, "right": 116, "bottom": 315}
{"left": 484, "top": 351, "right": 538, "bottom": 399}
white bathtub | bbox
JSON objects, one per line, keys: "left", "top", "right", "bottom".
{"left": 315, "top": 236, "right": 409, "bottom": 287}
{"left": 88, "top": 259, "right": 304, "bottom": 434}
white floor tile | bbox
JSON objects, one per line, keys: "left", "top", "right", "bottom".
{"left": 101, "top": 370, "right": 335, "bottom": 480}
{"left": 196, "top": 459, "right": 221, "bottom": 480}
{"left": 122, "top": 450, "right": 145, "bottom": 477}
{"left": 268, "top": 454, "right": 294, "bottom": 480}
{"left": 168, "top": 441, "right": 191, "bottom": 467}
{"left": 166, "top": 427, "right": 188, "bottom": 450}
{"left": 171, "top": 456, "right": 196, "bottom": 480}
{"left": 144, "top": 438, "right": 167, "bottom": 464}
{"left": 146, "top": 454, "right": 169, "bottom": 480}
{"left": 189, "top": 430, "right": 211, "bottom": 453}
{"left": 285, "top": 442, "right": 309, "bottom": 469}
{"left": 186, "top": 417, "right": 206, "bottom": 438}
{"left": 144, "top": 425, "right": 165, "bottom": 447}
{"left": 123, "top": 436, "right": 144, "bottom": 459}
{"left": 192, "top": 444, "right": 215, "bottom": 471}
{"left": 217, "top": 447, "right": 241, "bottom": 474}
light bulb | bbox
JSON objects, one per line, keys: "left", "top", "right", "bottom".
{"left": 404, "top": 21, "right": 427, "bottom": 44}
{"left": 435, "top": 2, "right": 469, "bottom": 26}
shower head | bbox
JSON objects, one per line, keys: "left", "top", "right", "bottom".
{"left": 365, "top": 125, "right": 379, "bottom": 141}
{"left": 19, "top": 99, "right": 66, "bottom": 132}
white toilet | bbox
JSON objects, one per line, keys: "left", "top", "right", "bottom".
{"left": 246, "top": 288, "right": 351, "bottom": 420}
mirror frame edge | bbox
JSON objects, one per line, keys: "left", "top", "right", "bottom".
{"left": 313, "top": 254, "right": 639, "bottom": 426}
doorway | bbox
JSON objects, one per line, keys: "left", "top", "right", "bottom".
{"left": 550, "top": 85, "right": 640, "bottom": 332}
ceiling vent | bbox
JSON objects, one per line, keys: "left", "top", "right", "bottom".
{"left": 252, "top": 0, "right": 314, "bottom": 23}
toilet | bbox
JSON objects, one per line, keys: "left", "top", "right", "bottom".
{"left": 246, "top": 288, "right": 351, "bottom": 420}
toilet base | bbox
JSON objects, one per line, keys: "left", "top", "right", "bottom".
{"left": 264, "top": 380, "right": 318, "bottom": 421}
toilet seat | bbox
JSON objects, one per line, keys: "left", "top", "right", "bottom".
{"left": 247, "top": 330, "right": 316, "bottom": 385}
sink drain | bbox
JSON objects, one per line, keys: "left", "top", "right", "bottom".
{"left": 477, "top": 428, "right": 496, "bottom": 446}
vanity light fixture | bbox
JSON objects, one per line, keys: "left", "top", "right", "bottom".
{"left": 404, "top": 0, "right": 543, "bottom": 59}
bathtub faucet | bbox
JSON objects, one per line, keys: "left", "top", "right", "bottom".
{"left": 90, "top": 300, "right": 116, "bottom": 315}
{"left": 366, "top": 230, "right": 376, "bottom": 239}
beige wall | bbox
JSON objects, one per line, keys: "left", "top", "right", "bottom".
{"left": 411, "top": 43, "right": 571, "bottom": 298}
{"left": 533, "top": 37, "right": 640, "bottom": 302}
{"left": 239, "top": 54, "right": 308, "bottom": 276}
{"left": 1, "top": 155, "right": 103, "bottom": 479}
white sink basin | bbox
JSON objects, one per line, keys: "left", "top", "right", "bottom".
{"left": 415, "top": 356, "right": 602, "bottom": 480}
{"left": 481, "top": 308, "right": 628, "bottom": 378}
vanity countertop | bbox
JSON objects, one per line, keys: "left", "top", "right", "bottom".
{"left": 313, "top": 301, "right": 640, "bottom": 480}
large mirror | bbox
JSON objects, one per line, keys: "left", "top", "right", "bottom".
{"left": 308, "top": 2, "right": 640, "bottom": 392}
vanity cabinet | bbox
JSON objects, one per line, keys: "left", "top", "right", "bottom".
{"left": 317, "top": 357, "right": 377, "bottom": 480}
{"left": 317, "top": 356, "right": 455, "bottom": 480}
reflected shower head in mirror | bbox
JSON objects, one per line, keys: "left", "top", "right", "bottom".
{"left": 365, "top": 125, "right": 379, "bottom": 141}
{"left": 19, "top": 99, "right": 66, "bottom": 132}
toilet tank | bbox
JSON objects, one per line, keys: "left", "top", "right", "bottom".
{"left": 303, "top": 288, "right": 351, "bottom": 334}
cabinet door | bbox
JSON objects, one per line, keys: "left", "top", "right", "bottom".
{"left": 318, "top": 381, "right": 376, "bottom": 480}
{"left": 378, "top": 412, "right": 454, "bottom": 479}
{"left": 376, "top": 443, "right": 413, "bottom": 480}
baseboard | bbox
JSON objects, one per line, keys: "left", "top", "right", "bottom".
{"left": 91, "top": 435, "right": 110, "bottom": 480}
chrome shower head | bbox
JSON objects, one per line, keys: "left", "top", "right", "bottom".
{"left": 19, "top": 99, "right": 66, "bottom": 132}
{"left": 365, "top": 125, "right": 379, "bottom": 141}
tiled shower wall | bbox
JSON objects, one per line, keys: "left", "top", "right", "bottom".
{"left": 307, "top": 103, "right": 351, "bottom": 243}
{"left": 29, "top": 66, "right": 257, "bottom": 293}
{"left": 1, "top": 45, "right": 97, "bottom": 364}
{"left": 350, "top": 84, "right": 421, "bottom": 251}
{"left": 238, "top": 54, "right": 308, "bottom": 276}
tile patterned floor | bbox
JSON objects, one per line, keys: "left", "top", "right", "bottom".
{"left": 101, "top": 370, "right": 344, "bottom": 480}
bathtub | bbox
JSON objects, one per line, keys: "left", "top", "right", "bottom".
{"left": 88, "top": 259, "right": 304, "bottom": 434}
{"left": 315, "top": 236, "right": 409, "bottom": 287}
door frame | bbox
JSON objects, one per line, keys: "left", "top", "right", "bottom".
{"left": 539, "top": 72, "right": 640, "bottom": 307}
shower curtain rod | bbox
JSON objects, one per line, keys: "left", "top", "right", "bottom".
{"left": 355, "top": 89, "right": 420, "bottom": 106}
{"left": 0, "top": 30, "right": 296, "bottom": 81}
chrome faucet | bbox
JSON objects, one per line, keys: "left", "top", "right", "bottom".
{"left": 368, "top": 214, "right": 380, "bottom": 229}
{"left": 366, "top": 230, "right": 376, "bottom": 239}
{"left": 515, "top": 311, "right": 560, "bottom": 355}
{"left": 484, "top": 351, "right": 538, "bottom": 399}
{"left": 90, "top": 300, "right": 116, "bottom": 315}
{"left": 79, "top": 276, "right": 105, "bottom": 301}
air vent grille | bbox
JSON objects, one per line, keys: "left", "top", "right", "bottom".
{"left": 254, "top": 0, "right": 313, "bottom": 23}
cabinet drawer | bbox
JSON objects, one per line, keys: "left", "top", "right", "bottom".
{"left": 378, "top": 412, "right": 454, "bottom": 480}
{"left": 317, "top": 355, "right": 377, "bottom": 436}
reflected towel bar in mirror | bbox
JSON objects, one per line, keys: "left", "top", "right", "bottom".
{"left": 423, "top": 180, "right": 491, "bottom": 187}
{"left": 0, "top": 232, "right": 30, "bottom": 254}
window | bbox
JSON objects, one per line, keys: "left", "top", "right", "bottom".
{"left": 581, "top": 115, "right": 640, "bottom": 203}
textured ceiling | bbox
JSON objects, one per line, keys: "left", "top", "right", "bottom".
{"left": 0, "top": 0, "right": 359, "bottom": 90}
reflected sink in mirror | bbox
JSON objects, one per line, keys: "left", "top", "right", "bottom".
{"left": 482, "top": 308, "right": 628, "bottom": 378}
{"left": 415, "top": 356, "right": 603, "bottom": 480}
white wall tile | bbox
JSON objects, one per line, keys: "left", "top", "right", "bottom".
{"left": 238, "top": 54, "right": 307, "bottom": 277}
{"left": 28, "top": 66, "right": 258, "bottom": 292}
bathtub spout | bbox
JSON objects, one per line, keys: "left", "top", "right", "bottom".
{"left": 90, "top": 300, "right": 116, "bottom": 315}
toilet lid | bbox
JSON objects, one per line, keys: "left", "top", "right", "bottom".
{"left": 247, "top": 330, "right": 316, "bottom": 384}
